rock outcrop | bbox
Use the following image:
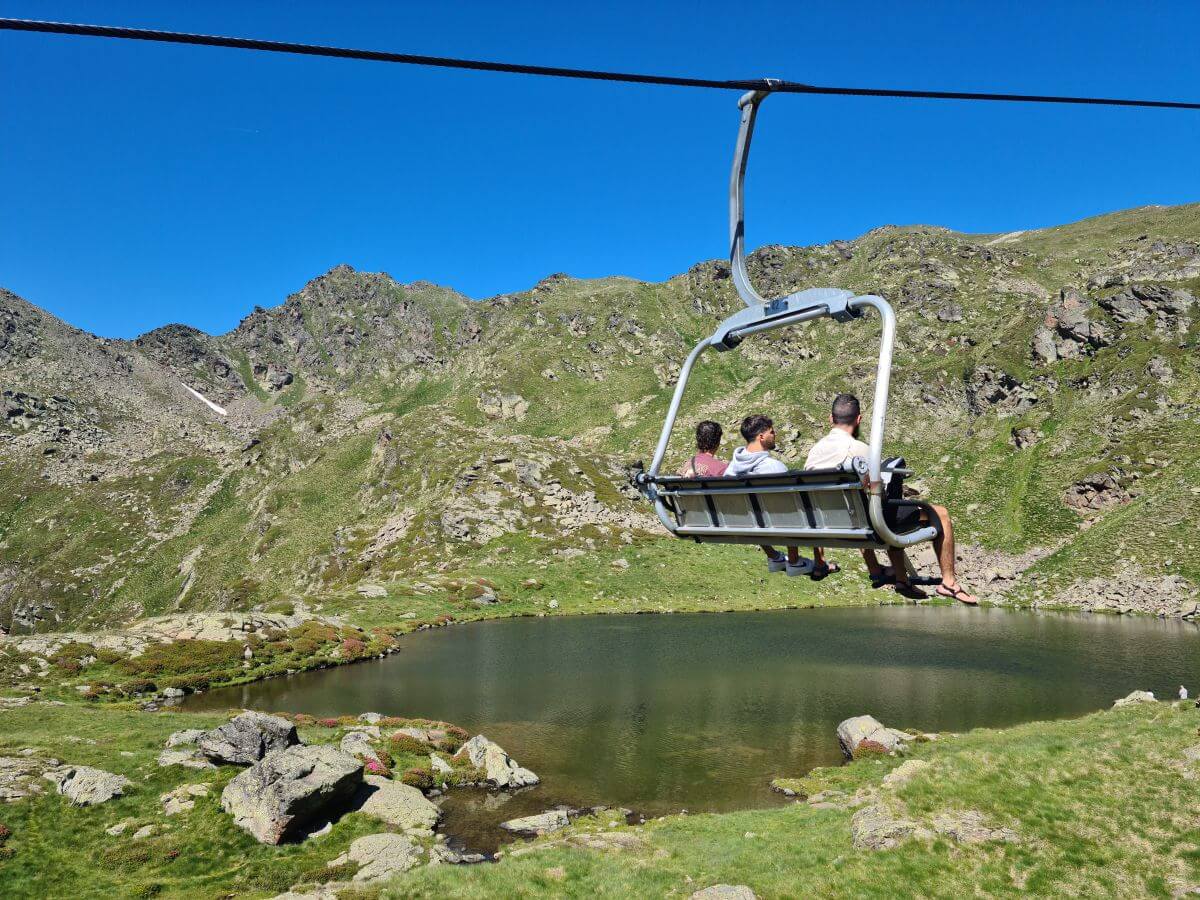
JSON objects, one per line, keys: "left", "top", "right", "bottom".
{"left": 836, "top": 716, "right": 912, "bottom": 759}
{"left": 355, "top": 774, "right": 440, "bottom": 832}
{"left": 328, "top": 832, "right": 423, "bottom": 882}
{"left": 200, "top": 711, "right": 299, "bottom": 765}
{"left": 44, "top": 765, "right": 131, "bottom": 806}
{"left": 453, "top": 734, "right": 539, "bottom": 788}
{"left": 499, "top": 809, "right": 571, "bottom": 834}
{"left": 221, "top": 745, "right": 362, "bottom": 844}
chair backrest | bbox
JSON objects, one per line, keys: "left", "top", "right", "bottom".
{"left": 656, "top": 468, "right": 876, "bottom": 542}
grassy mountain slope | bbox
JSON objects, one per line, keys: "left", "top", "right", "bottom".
{"left": 2, "top": 204, "right": 1198, "bottom": 632}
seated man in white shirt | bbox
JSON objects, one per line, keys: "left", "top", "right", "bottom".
{"left": 805, "top": 393, "right": 977, "bottom": 604}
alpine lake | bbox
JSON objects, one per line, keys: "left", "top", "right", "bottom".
{"left": 186, "top": 606, "right": 1200, "bottom": 852}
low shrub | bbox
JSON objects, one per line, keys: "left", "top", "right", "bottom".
{"left": 434, "top": 614, "right": 455, "bottom": 625}
{"left": 317, "top": 718, "right": 339, "bottom": 728}
{"left": 400, "top": 767, "right": 434, "bottom": 791}
{"left": 159, "top": 673, "right": 212, "bottom": 693}
{"left": 118, "top": 679, "right": 157, "bottom": 696}
{"left": 292, "top": 713, "right": 315, "bottom": 727}
{"left": 389, "top": 734, "right": 428, "bottom": 754}
{"left": 94, "top": 648, "right": 124, "bottom": 665}
{"left": 291, "top": 638, "right": 321, "bottom": 656}
{"left": 340, "top": 638, "right": 367, "bottom": 659}
{"left": 439, "top": 725, "right": 469, "bottom": 753}
{"left": 117, "top": 640, "right": 242, "bottom": 677}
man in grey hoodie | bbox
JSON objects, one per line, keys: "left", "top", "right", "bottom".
{"left": 724, "top": 414, "right": 813, "bottom": 576}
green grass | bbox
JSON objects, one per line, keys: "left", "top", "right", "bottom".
{"left": 2, "top": 693, "right": 1197, "bottom": 897}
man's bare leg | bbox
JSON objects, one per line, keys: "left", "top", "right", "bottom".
{"left": 926, "top": 504, "right": 978, "bottom": 603}
{"left": 786, "top": 546, "right": 800, "bottom": 565}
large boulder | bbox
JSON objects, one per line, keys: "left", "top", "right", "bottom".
{"left": 44, "top": 765, "right": 131, "bottom": 806}
{"left": 499, "top": 809, "right": 570, "bottom": 834}
{"left": 836, "top": 715, "right": 911, "bottom": 759}
{"left": 200, "top": 711, "right": 299, "bottom": 765}
{"left": 356, "top": 774, "right": 440, "bottom": 832}
{"left": 221, "top": 745, "right": 362, "bottom": 844}
{"left": 328, "top": 832, "right": 423, "bottom": 882}
{"left": 454, "top": 734, "right": 539, "bottom": 788}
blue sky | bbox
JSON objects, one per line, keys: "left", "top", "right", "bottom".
{"left": 2, "top": 1, "right": 1198, "bottom": 339}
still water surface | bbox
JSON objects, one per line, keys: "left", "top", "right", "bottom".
{"left": 188, "top": 607, "right": 1198, "bottom": 847}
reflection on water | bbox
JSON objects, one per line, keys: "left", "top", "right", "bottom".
{"left": 188, "top": 607, "right": 1198, "bottom": 848}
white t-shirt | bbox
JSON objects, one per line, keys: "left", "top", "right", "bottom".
{"left": 804, "top": 428, "right": 870, "bottom": 470}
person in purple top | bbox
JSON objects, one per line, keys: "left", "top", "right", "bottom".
{"left": 679, "top": 420, "right": 728, "bottom": 477}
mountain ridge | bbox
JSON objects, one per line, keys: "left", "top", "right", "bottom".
{"left": 2, "top": 202, "right": 1199, "bottom": 632}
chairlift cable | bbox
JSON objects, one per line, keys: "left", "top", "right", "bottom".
{"left": 2, "top": 18, "right": 1200, "bottom": 111}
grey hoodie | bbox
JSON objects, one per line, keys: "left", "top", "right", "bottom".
{"left": 723, "top": 447, "right": 788, "bottom": 477}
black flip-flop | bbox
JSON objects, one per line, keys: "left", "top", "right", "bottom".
{"left": 870, "top": 568, "right": 897, "bottom": 589}
{"left": 810, "top": 561, "right": 841, "bottom": 581}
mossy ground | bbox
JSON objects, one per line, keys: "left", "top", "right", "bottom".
{"left": 1, "top": 697, "right": 1198, "bottom": 897}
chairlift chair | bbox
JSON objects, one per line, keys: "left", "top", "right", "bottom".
{"left": 631, "top": 89, "right": 942, "bottom": 565}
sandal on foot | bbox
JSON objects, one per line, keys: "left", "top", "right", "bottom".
{"left": 810, "top": 561, "right": 841, "bottom": 581}
{"left": 870, "top": 567, "right": 897, "bottom": 589}
{"left": 894, "top": 582, "right": 927, "bottom": 601}
{"left": 936, "top": 583, "right": 979, "bottom": 606}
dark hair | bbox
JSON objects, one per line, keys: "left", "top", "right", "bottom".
{"left": 695, "top": 420, "right": 722, "bottom": 453}
{"left": 739, "top": 414, "right": 774, "bottom": 443}
{"left": 832, "top": 393, "right": 861, "bottom": 425}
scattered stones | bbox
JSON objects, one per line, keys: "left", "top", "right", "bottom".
{"left": 882, "top": 759, "right": 931, "bottom": 789}
{"left": 356, "top": 584, "right": 387, "bottom": 598}
{"left": 105, "top": 819, "right": 134, "bottom": 836}
{"left": 429, "top": 753, "right": 453, "bottom": 774}
{"left": 500, "top": 809, "right": 571, "bottom": 834}
{"left": 355, "top": 774, "right": 440, "bottom": 832}
{"left": 836, "top": 715, "right": 911, "bottom": 759}
{"left": 478, "top": 391, "right": 529, "bottom": 421}
{"left": 132, "top": 824, "right": 156, "bottom": 840}
{"left": 162, "top": 687, "right": 185, "bottom": 699}
{"left": 851, "top": 804, "right": 931, "bottom": 850}
{"left": 44, "top": 765, "right": 131, "bottom": 806}
{"left": 0, "top": 755, "right": 49, "bottom": 801}
{"left": 966, "top": 365, "right": 1037, "bottom": 417}
{"left": 690, "top": 886, "right": 758, "bottom": 900}
{"left": 161, "top": 783, "right": 209, "bottom": 815}
{"left": 429, "top": 844, "right": 487, "bottom": 865}
{"left": 454, "top": 735, "right": 539, "bottom": 788}
{"left": 1064, "top": 472, "right": 1130, "bottom": 513}
{"left": 931, "top": 810, "right": 1019, "bottom": 844}
{"left": 1051, "top": 568, "right": 1198, "bottom": 618}
{"left": 565, "top": 831, "right": 645, "bottom": 852}
{"left": 200, "top": 711, "right": 299, "bottom": 765}
{"left": 358, "top": 712, "right": 383, "bottom": 725}
{"left": 221, "top": 745, "right": 362, "bottom": 844}
{"left": 1031, "top": 287, "right": 1111, "bottom": 364}
{"left": 328, "top": 832, "right": 422, "bottom": 882}
{"left": 1113, "top": 690, "right": 1156, "bottom": 708}
{"left": 1010, "top": 426, "right": 1040, "bottom": 449}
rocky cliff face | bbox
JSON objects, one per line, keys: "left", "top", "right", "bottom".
{"left": 1, "top": 204, "right": 1198, "bottom": 630}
